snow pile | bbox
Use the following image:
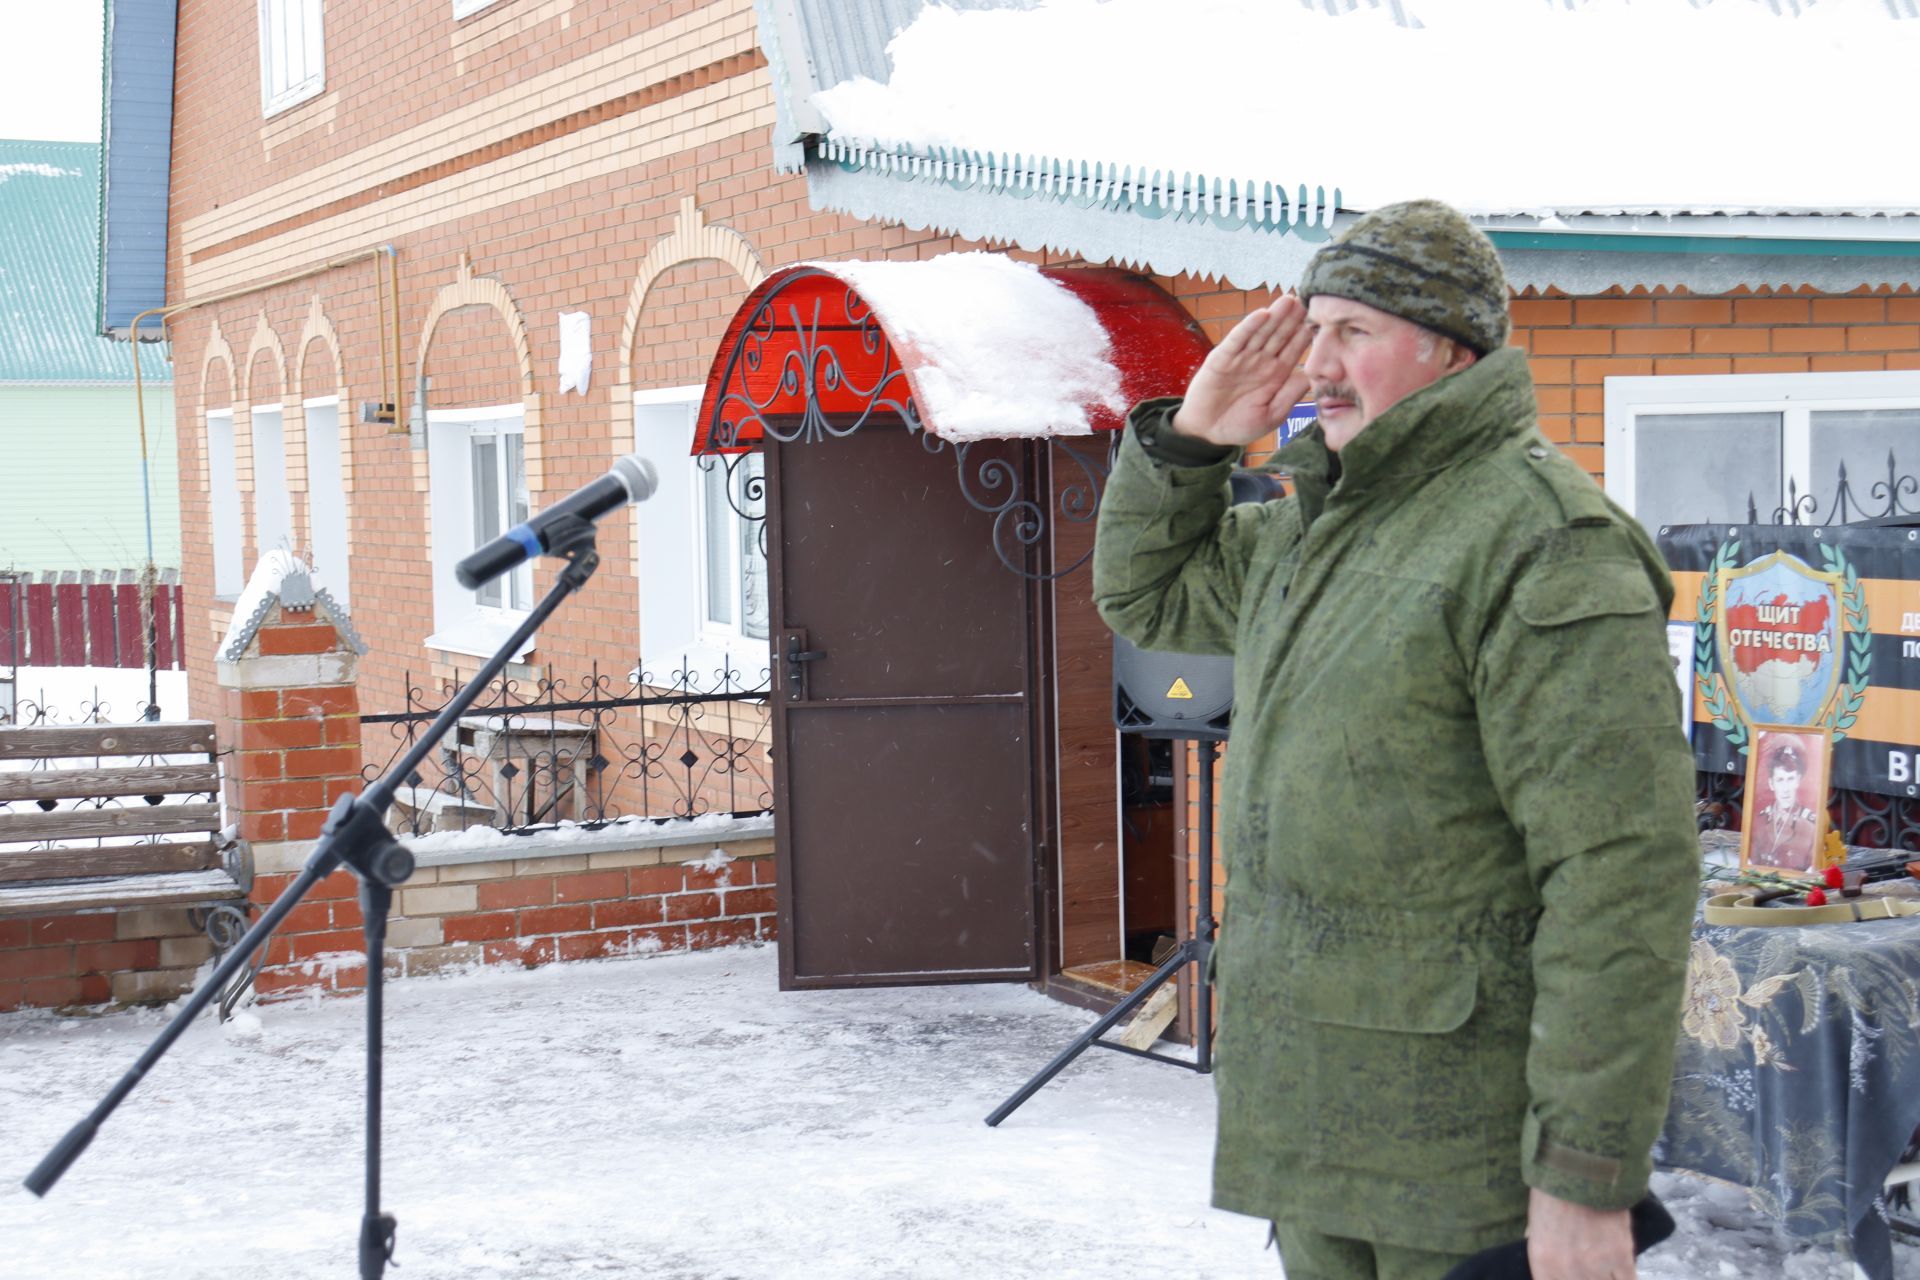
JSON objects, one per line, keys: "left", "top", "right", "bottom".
{"left": 0, "top": 944, "right": 1905, "bottom": 1278}
{"left": 813, "top": 0, "right": 1920, "bottom": 218}
{"left": 815, "top": 254, "right": 1126, "bottom": 439}
{"left": 399, "top": 809, "right": 769, "bottom": 861}
{"left": 218, "top": 549, "right": 309, "bottom": 658}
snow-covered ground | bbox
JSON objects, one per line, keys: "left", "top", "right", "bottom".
{"left": 0, "top": 944, "right": 1910, "bottom": 1279}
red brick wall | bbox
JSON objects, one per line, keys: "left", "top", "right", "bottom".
{"left": 1513, "top": 288, "right": 1920, "bottom": 480}
{"left": 244, "top": 851, "right": 775, "bottom": 1002}
{"left": 0, "top": 910, "right": 213, "bottom": 1011}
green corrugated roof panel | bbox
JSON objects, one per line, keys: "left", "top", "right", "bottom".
{"left": 0, "top": 139, "right": 169, "bottom": 382}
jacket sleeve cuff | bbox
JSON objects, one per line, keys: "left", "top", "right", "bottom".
{"left": 1519, "top": 1109, "right": 1650, "bottom": 1212}
{"left": 1130, "top": 397, "right": 1239, "bottom": 468}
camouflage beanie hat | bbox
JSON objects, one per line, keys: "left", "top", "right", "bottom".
{"left": 1298, "top": 199, "right": 1511, "bottom": 355}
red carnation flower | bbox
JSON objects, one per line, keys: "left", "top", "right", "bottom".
{"left": 1824, "top": 866, "right": 1846, "bottom": 890}
{"left": 1806, "top": 888, "right": 1829, "bottom": 907}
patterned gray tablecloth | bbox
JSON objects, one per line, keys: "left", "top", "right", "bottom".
{"left": 1657, "top": 833, "right": 1920, "bottom": 1279}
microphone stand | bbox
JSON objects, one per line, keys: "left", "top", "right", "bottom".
{"left": 25, "top": 517, "right": 603, "bottom": 1280}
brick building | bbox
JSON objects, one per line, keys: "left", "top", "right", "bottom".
{"left": 55, "top": 0, "right": 1918, "bottom": 1017}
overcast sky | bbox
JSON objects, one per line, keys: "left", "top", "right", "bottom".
{"left": 2, "top": 7, "right": 105, "bottom": 144}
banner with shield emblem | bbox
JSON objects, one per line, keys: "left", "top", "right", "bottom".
{"left": 1714, "top": 550, "right": 1846, "bottom": 732}
{"left": 1659, "top": 524, "right": 1920, "bottom": 800}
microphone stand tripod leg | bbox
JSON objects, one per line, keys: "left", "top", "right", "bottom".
{"left": 359, "top": 878, "right": 399, "bottom": 1280}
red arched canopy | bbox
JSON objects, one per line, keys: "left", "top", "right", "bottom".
{"left": 692, "top": 258, "right": 1211, "bottom": 454}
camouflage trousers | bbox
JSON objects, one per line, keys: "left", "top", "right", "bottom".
{"left": 1271, "top": 1220, "right": 1482, "bottom": 1280}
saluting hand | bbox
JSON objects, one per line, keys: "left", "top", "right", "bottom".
{"left": 1527, "top": 1188, "right": 1636, "bottom": 1280}
{"left": 1171, "top": 295, "right": 1313, "bottom": 447}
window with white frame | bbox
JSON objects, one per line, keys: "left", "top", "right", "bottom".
{"left": 250, "top": 404, "right": 294, "bottom": 557}
{"left": 207, "top": 410, "right": 243, "bottom": 598}
{"left": 453, "top": 0, "right": 507, "bottom": 17}
{"left": 304, "top": 396, "right": 350, "bottom": 605}
{"left": 631, "top": 386, "right": 771, "bottom": 682}
{"left": 1604, "top": 371, "right": 1920, "bottom": 535}
{"left": 699, "top": 451, "right": 770, "bottom": 644}
{"left": 426, "top": 406, "right": 531, "bottom": 658}
{"left": 258, "top": 0, "right": 325, "bottom": 116}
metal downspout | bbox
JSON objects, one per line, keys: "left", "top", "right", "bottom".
{"left": 126, "top": 246, "right": 402, "bottom": 714}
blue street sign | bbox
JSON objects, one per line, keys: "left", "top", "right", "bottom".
{"left": 1279, "top": 403, "right": 1317, "bottom": 447}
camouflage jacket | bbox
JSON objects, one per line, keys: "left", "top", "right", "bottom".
{"left": 1092, "top": 348, "right": 1699, "bottom": 1252}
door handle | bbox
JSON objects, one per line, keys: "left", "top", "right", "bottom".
{"left": 785, "top": 635, "right": 826, "bottom": 698}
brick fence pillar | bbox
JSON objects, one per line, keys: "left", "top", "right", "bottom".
{"left": 214, "top": 560, "right": 367, "bottom": 1001}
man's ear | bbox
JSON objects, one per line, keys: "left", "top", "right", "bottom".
{"left": 1446, "top": 341, "right": 1480, "bottom": 374}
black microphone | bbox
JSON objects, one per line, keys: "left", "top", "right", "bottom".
{"left": 456, "top": 454, "right": 658, "bottom": 588}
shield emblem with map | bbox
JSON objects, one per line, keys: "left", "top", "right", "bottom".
{"left": 1713, "top": 551, "right": 1845, "bottom": 729}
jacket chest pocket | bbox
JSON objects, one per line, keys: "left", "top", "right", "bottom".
{"left": 1289, "top": 953, "right": 1494, "bottom": 1190}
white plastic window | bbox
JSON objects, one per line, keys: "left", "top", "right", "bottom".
{"left": 250, "top": 404, "right": 293, "bottom": 558}
{"left": 207, "top": 411, "right": 243, "bottom": 598}
{"left": 258, "top": 0, "right": 325, "bottom": 116}
{"left": 1604, "top": 371, "right": 1920, "bottom": 535}
{"left": 304, "top": 396, "right": 350, "bottom": 605}
{"left": 630, "top": 386, "right": 771, "bottom": 684}
{"left": 426, "top": 406, "right": 531, "bottom": 659}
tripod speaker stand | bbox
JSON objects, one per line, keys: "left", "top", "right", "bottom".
{"left": 985, "top": 735, "right": 1220, "bottom": 1125}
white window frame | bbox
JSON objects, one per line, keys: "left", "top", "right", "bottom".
{"left": 250, "top": 402, "right": 294, "bottom": 559}
{"left": 303, "top": 395, "right": 350, "bottom": 606}
{"left": 426, "top": 405, "right": 533, "bottom": 660}
{"left": 695, "top": 450, "right": 769, "bottom": 649}
{"left": 258, "top": 0, "right": 325, "bottom": 117}
{"left": 207, "top": 410, "right": 243, "bottom": 600}
{"left": 453, "top": 0, "right": 507, "bottom": 17}
{"left": 630, "top": 385, "right": 770, "bottom": 685}
{"left": 1604, "top": 369, "right": 1920, "bottom": 530}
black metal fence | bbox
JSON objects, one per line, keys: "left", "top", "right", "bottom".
{"left": 362, "top": 661, "right": 773, "bottom": 837}
{"left": 1749, "top": 453, "right": 1920, "bottom": 526}
{"left": 0, "top": 685, "right": 164, "bottom": 728}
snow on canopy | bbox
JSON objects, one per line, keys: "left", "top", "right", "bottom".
{"left": 812, "top": 253, "right": 1127, "bottom": 440}
{"left": 811, "top": 0, "right": 1920, "bottom": 218}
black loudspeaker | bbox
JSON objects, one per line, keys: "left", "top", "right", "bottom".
{"left": 1110, "top": 469, "right": 1285, "bottom": 741}
{"left": 1114, "top": 639, "right": 1233, "bottom": 739}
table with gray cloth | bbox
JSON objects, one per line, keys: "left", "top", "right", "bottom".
{"left": 1656, "top": 834, "right": 1920, "bottom": 1279}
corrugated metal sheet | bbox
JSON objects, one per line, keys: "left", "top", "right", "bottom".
{"left": 756, "top": 0, "right": 1042, "bottom": 168}
{"left": 98, "top": 0, "right": 176, "bottom": 340}
{"left": 781, "top": 0, "right": 1920, "bottom": 291}
{"left": 0, "top": 141, "right": 167, "bottom": 383}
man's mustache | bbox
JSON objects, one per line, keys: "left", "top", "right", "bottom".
{"left": 1314, "top": 384, "right": 1359, "bottom": 408}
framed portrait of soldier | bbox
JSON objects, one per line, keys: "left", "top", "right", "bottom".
{"left": 1740, "top": 726, "right": 1832, "bottom": 876}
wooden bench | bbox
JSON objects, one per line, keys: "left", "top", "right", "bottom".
{"left": 0, "top": 721, "right": 251, "bottom": 920}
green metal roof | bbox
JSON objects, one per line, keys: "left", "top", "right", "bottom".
{"left": 0, "top": 139, "right": 169, "bottom": 382}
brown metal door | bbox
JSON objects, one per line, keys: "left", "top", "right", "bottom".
{"left": 768, "top": 424, "right": 1040, "bottom": 988}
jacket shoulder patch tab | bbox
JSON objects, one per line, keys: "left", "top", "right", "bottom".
{"left": 1519, "top": 440, "right": 1615, "bottom": 527}
{"left": 1514, "top": 558, "right": 1660, "bottom": 629}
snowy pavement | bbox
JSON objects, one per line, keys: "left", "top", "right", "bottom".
{"left": 0, "top": 943, "right": 1911, "bottom": 1279}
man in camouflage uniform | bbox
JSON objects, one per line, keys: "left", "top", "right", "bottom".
{"left": 1093, "top": 200, "right": 1698, "bottom": 1280}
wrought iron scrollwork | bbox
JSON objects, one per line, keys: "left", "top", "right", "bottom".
{"left": 1748, "top": 452, "right": 1920, "bottom": 526}
{"left": 696, "top": 451, "right": 770, "bottom": 559}
{"left": 189, "top": 902, "right": 264, "bottom": 1021}
{"left": 918, "top": 435, "right": 1110, "bottom": 581}
{"left": 697, "top": 267, "right": 1116, "bottom": 582}
{"left": 708, "top": 270, "right": 920, "bottom": 450}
